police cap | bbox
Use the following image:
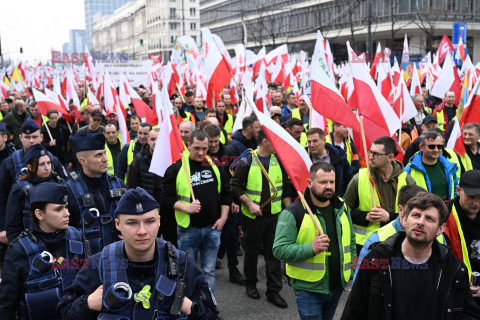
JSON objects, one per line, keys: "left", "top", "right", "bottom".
{"left": 20, "top": 118, "right": 41, "bottom": 134}
{"left": 30, "top": 182, "right": 68, "bottom": 205}
{"left": 115, "top": 187, "right": 160, "bottom": 216}
{"left": 69, "top": 132, "right": 106, "bottom": 152}
{"left": 24, "top": 144, "right": 49, "bottom": 165}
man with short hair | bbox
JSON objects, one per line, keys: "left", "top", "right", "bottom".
{"left": 328, "top": 122, "right": 360, "bottom": 172}
{"left": 403, "top": 116, "right": 439, "bottom": 165}
{"left": 104, "top": 123, "right": 121, "bottom": 175}
{"left": 274, "top": 162, "right": 356, "bottom": 319}
{"left": 272, "top": 92, "right": 283, "bottom": 107}
{"left": 344, "top": 136, "right": 415, "bottom": 252}
{"left": 66, "top": 132, "right": 126, "bottom": 254}
{"left": 76, "top": 109, "right": 105, "bottom": 135}
{"left": 405, "top": 130, "right": 458, "bottom": 200}
{"left": 116, "top": 122, "right": 152, "bottom": 181}
{"left": 179, "top": 121, "right": 195, "bottom": 148}
{"left": 58, "top": 187, "right": 219, "bottom": 320}
{"left": 286, "top": 118, "right": 306, "bottom": 147}
{"left": 281, "top": 92, "right": 297, "bottom": 116}
{"left": 342, "top": 192, "right": 480, "bottom": 319}
{"left": 183, "top": 90, "right": 195, "bottom": 112}
{"left": 291, "top": 95, "right": 309, "bottom": 126}
{"left": 459, "top": 123, "right": 480, "bottom": 171}
{"left": 307, "top": 128, "right": 352, "bottom": 196}
{"left": 27, "top": 103, "right": 43, "bottom": 127}
{"left": 409, "top": 94, "right": 431, "bottom": 126}
{"left": 433, "top": 90, "right": 457, "bottom": 132}
{"left": 230, "top": 130, "right": 292, "bottom": 308}
{"left": 222, "top": 93, "right": 236, "bottom": 116}
{"left": 191, "top": 97, "right": 206, "bottom": 122}
{"left": 3, "top": 100, "right": 27, "bottom": 149}
{"left": 226, "top": 116, "right": 260, "bottom": 157}
{"left": 216, "top": 100, "right": 233, "bottom": 138}
{"left": 128, "top": 115, "right": 141, "bottom": 140}
{"left": 175, "top": 97, "right": 195, "bottom": 125}
{"left": 444, "top": 170, "right": 480, "bottom": 302}
{"left": 162, "top": 130, "right": 231, "bottom": 293}
{"left": 0, "top": 122, "right": 13, "bottom": 167}
{"left": 42, "top": 109, "right": 69, "bottom": 165}
{"left": 72, "top": 105, "right": 92, "bottom": 135}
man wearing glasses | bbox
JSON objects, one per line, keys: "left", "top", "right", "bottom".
{"left": 405, "top": 130, "right": 459, "bottom": 200}
{"left": 344, "top": 136, "right": 416, "bottom": 253}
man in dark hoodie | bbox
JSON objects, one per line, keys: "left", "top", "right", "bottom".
{"left": 342, "top": 192, "right": 480, "bottom": 320}
{"left": 226, "top": 115, "right": 260, "bottom": 157}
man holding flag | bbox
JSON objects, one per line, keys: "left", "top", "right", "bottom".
{"left": 230, "top": 130, "right": 292, "bottom": 308}
{"left": 273, "top": 161, "right": 356, "bottom": 320}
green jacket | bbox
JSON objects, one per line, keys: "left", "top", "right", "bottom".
{"left": 273, "top": 191, "right": 356, "bottom": 294}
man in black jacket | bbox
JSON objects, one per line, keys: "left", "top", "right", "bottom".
{"left": 342, "top": 192, "right": 480, "bottom": 320}
{"left": 226, "top": 116, "right": 260, "bottom": 157}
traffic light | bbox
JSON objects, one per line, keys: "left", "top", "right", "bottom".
{"left": 20, "top": 47, "right": 23, "bottom": 53}
{"left": 140, "top": 39, "right": 144, "bottom": 47}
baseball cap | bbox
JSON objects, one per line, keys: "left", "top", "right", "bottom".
{"left": 90, "top": 110, "right": 103, "bottom": 120}
{"left": 459, "top": 170, "right": 480, "bottom": 196}
{"left": 422, "top": 115, "right": 437, "bottom": 125}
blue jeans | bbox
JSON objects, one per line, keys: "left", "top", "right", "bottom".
{"left": 177, "top": 225, "right": 222, "bottom": 293}
{"left": 294, "top": 287, "right": 343, "bottom": 320}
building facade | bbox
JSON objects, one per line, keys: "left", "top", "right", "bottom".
{"left": 85, "top": 0, "right": 135, "bottom": 49}
{"left": 92, "top": 0, "right": 147, "bottom": 60}
{"left": 62, "top": 29, "right": 86, "bottom": 55}
{"left": 145, "top": 0, "right": 201, "bottom": 61}
{"left": 200, "top": 0, "right": 480, "bottom": 62}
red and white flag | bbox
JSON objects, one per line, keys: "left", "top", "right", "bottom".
{"left": 250, "top": 98, "right": 312, "bottom": 192}
{"left": 409, "top": 63, "right": 422, "bottom": 96}
{"left": 456, "top": 37, "right": 467, "bottom": 62}
{"left": 32, "top": 89, "right": 71, "bottom": 121}
{"left": 347, "top": 42, "right": 400, "bottom": 137}
{"left": 437, "top": 33, "right": 455, "bottom": 65}
{"left": 393, "top": 72, "right": 417, "bottom": 123}
{"left": 202, "top": 27, "right": 232, "bottom": 95}
{"left": 370, "top": 42, "right": 382, "bottom": 80}
{"left": 430, "top": 52, "right": 461, "bottom": 105}
{"left": 149, "top": 84, "right": 185, "bottom": 177}
{"left": 104, "top": 74, "right": 130, "bottom": 145}
{"left": 310, "top": 55, "right": 360, "bottom": 132}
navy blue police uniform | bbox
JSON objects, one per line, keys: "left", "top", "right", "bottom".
{"left": 66, "top": 132, "right": 126, "bottom": 255}
{"left": 5, "top": 144, "right": 65, "bottom": 243}
{"left": 0, "top": 120, "right": 67, "bottom": 239}
{"left": 0, "top": 183, "right": 84, "bottom": 320}
{"left": 58, "top": 187, "right": 219, "bottom": 320}
{"left": 0, "top": 122, "right": 14, "bottom": 167}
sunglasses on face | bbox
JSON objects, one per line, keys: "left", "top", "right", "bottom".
{"left": 425, "top": 144, "right": 444, "bottom": 150}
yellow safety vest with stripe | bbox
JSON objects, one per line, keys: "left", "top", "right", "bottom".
{"left": 377, "top": 220, "right": 445, "bottom": 244}
{"left": 286, "top": 202, "right": 352, "bottom": 283}
{"left": 175, "top": 155, "right": 220, "bottom": 228}
{"left": 127, "top": 141, "right": 135, "bottom": 165}
{"left": 435, "top": 109, "right": 446, "bottom": 131}
{"left": 459, "top": 152, "right": 473, "bottom": 172}
{"left": 409, "top": 167, "right": 456, "bottom": 200}
{"left": 291, "top": 108, "right": 308, "bottom": 147}
{"left": 451, "top": 205, "right": 472, "bottom": 279}
{"left": 80, "top": 98, "right": 88, "bottom": 108}
{"left": 241, "top": 150, "right": 283, "bottom": 219}
{"left": 444, "top": 148, "right": 462, "bottom": 179}
{"left": 222, "top": 114, "right": 233, "bottom": 138}
{"left": 325, "top": 135, "right": 355, "bottom": 166}
{"left": 106, "top": 141, "right": 122, "bottom": 175}
{"left": 354, "top": 169, "right": 408, "bottom": 245}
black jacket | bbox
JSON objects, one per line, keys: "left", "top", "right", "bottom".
{"left": 115, "top": 140, "right": 143, "bottom": 181}
{"left": 341, "top": 232, "right": 480, "bottom": 320}
{"left": 225, "top": 129, "right": 257, "bottom": 157}
{"left": 308, "top": 143, "right": 353, "bottom": 196}
{"left": 126, "top": 143, "right": 162, "bottom": 200}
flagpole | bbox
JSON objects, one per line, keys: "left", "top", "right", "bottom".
{"left": 177, "top": 83, "right": 186, "bottom": 103}
{"left": 212, "top": 89, "right": 216, "bottom": 109}
{"left": 66, "top": 121, "right": 72, "bottom": 134}
{"left": 359, "top": 115, "right": 377, "bottom": 207}
{"left": 181, "top": 152, "right": 196, "bottom": 202}
{"left": 398, "top": 97, "right": 403, "bottom": 150}
{"left": 297, "top": 191, "right": 323, "bottom": 234}
{"left": 42, "top": 116, "right": 54, "bottom": 142}
{"left": 308, "top": 105, "right": 313, "bottom": 157}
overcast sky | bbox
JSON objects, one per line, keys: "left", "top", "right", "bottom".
{"left": 1, "top": 0, "right": 85, "bottom": 63}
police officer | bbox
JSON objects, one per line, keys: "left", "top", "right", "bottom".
{"left": 58, "top": 187, "right": 219, "bottom": 320}
{"left": 0, "top": 119, "right": 67, "bottom": 252}
{"left": 0, "top": 182, "right": 84, "bottom": 320}
{"left": 5, "top": 144, "right": 64, "bottom": 242}
{"left": 67, "top": 132, "right": 126, "bottom": 255}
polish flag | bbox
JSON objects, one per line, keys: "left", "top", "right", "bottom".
{"left": 250, "top": 98, "right": 312, "bottom": 192}
{"left": 32, "top": 89, "right": 71, "bottom": 121}
{"left": 202, "top": 28, "right": 232, "bottom": 93}
{"left": 252, "top": 47, "right": 266, "bottom": 79}
{"left": 370, "top": 42, "right": 382, "bottom": 80}
{"left": 87, "top": 85, "right": 100, "bottom": 106}
{"left": 409, "top": 63, "right": 422, "bottom": 96}
{"left": 437, "top": 34, "right": 455, "bottom": 65}
{"left": 0, "top": 78, "right": 9, "bottom": 100}
{"left": 65, "top": 70, "right": 80, "bottom": 109}
{"left": 347, "top": 42, "right": 400, "bottom": 137}
{"left": 393, "top": 72, "right": 417, "bottom": 123}
{"left": 149, "top": 84, "right": 185, "bottom": 177}
{"left": 376, "top": 62, "right": 393, "bottom": 103}
{"left": 456, "top": 37, "right": 467, "bottom": 62}
{"left": 447, "top": 75, "right": 480, "bottom": 156}
{"left": 265, "top": 44, "right": 289, "bottom": 66}
{"left": 104, "top": 74, "right": 130, "bottom": 145}
{"left": 45, "top": 88, "right": 75, "bottom": 123}
{"left": 310, "top": 55, "right": 360, "bottom": 132}
{"left": 123, "top": 77, "right": 157, "bottom": 125}
{"left": 431, "top": 53, "right": 461, "bottom": 105}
